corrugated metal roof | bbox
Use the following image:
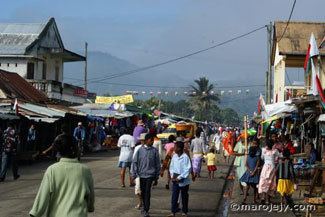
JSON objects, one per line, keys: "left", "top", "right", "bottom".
{"left": 0, "top": 23, "right": 46, "bottom": 35}
{"left": 20, "top": 103, "right": 65, "bottom": 118}
{"left": 0, "top": 23, "right": 46, "bottom": 55}
{"left": 0, "top": 69, "right": 48, "bottom": 103}
{"left": 0, "top": 34, "right": 39, "bottom": 54}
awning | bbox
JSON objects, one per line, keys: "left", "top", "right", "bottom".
{"left": 19, "top": 103, "right": 66, "bottom": 118}
{"left": 264, "top": 100, "right": 297, "bottom": 117}
{"left": 72, "top": 103, "right": 134, "bottom": 118}
{"left": 27, "top": 117, "right": 59, "bottom": 123}
{"left": 261, "top": 115, "right": 280, "bottom": 124}
{"left": 0, "top": 113, "right": 19, "bottom": 120}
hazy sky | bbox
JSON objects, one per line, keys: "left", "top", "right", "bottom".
{"left": 1, "top": 0, "right": 324, "bottom": 86}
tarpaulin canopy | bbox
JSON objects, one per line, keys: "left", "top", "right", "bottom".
{"left": 72, "top": 104, "right": 134, "bottom": 119}
{"left": 264, "top": 100, "right": 297, "bottom": 118}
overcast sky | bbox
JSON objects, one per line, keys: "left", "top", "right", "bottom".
{"left": 1, "top": 0, "right": 324, "bottom": 86}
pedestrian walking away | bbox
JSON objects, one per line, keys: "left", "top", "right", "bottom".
{"left": 117, "top": 128, "right": 135, "bottom": 188}
{"left": 204, "top": 148, "right": 217, "bottom": 180}
{"left": 190, "top": 130, "right": 206, "bottom": 178}
{"left": 132, "top": 133, "right": 147, "bottom": 210}
{"left": 162, "top": 135, "right": 176, "bottom": 189}
{"left": 29, "top": 133, "right": 95, "bottom": 217}
{"left": 239, "top": 144, "right": 261, "bottom": 204}
{"left": 133, "top": 120, "right": 147, "bottom": 145}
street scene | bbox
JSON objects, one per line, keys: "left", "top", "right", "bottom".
{"left": 0, "top": 0, "right": 325, "bottom": 217}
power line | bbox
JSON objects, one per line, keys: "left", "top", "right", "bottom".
{"left": 277, "top": 0, "right": 297, "bottom": 43}
{"left": 77, "top": 25, "right": 267, "bottom": 85}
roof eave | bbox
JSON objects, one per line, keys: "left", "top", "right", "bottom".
{"left": 62, "top": 49, "right": 86, "bottom": 62}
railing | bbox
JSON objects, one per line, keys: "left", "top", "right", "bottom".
{"left": 28, "top": 80, "right": 49, "bottom": 93}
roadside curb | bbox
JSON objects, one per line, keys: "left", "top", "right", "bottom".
{"left": 215, "top": 157, "right": 235, "bottom": 217}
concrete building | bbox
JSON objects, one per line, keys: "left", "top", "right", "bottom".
{"left": 271, "top": 21, "right": 325, "bottom": 103}
{"left": 0, "top": 17, "right": 90, "bottom": 104}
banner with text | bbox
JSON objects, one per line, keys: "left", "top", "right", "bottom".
{"left": 95, "top": 94, "right": 134, "bottom": 104}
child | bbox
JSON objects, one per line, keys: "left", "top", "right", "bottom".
{"left": 240, "top": 146, "right": 260, "bottom": 204}
{"left": 205, "top": 148, "right": 217, "bottom": 179}
{"left": 277, "top": 148, "right": 297, "bottom": 205}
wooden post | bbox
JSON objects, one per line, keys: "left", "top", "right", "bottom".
{"left": 244, "top": 115, "right": 248, "bottom": 154}
{"left": 84, "top": 42, "right": 88, "bottom": 91}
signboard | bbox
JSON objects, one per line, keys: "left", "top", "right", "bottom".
{"left": 74, "top": 88, "right": 88, "bottom": 97}
{"left": 95, "top": 94, "right": 134, "bottom": 104}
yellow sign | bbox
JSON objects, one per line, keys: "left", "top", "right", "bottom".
{"left": 95, "top": 95, "right": 134, "bottom": 104}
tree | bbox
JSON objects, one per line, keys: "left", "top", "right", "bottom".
{"left": 188, "top": 77, "right": 220, "bottom": 121}
{"left": 220, "top": 108, "right": 240, "bottom": 126}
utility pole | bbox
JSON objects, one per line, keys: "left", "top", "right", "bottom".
{"left": 84, "top": 42, "right": 88, "bottom": 91}
{"left": 244, "top": 115, "right": 248, "bottom": 154}
{"left": 266, "top": 22, "right": 273, "bottom": 104}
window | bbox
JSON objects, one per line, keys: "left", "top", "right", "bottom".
{"left": 42, "top": 62, "right": 47, "bottom": 80}
{"left": 27, "top": 62, "right": 35, "bottom": 79}
{"left": 55, "top": 66, "right": 59, "bottom": 81}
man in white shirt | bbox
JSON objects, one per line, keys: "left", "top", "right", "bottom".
{"left": 118, "top": 129, "right": 135, "bottom": 187}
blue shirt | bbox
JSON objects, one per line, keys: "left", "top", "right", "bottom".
{"left": 169, "top": 153, "right": 192, "bottom": 187}
{"left": 73, "top": 127, "right": 86, "bottom": 141}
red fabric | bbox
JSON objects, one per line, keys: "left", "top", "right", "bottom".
{"left": 222, "top": 132, "right": 233, "bottom": 155}
{"left": 316, "top": 74, "right": 325, "bottom": 103}
{"left": 285, "top": 142, "right": 296, "bottom": 155}
{"left": 304, "top": 44, "right": 311, "bottom": 71}
{"left": 257, "top": 98, "right": 261, "bottom": 114}
{"left": 207, "top": 165, "right": 217, "bottom": 172}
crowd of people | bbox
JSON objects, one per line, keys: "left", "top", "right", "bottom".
{"left": 16, "top": 118, "right": 220, "bottom": 217}
{"left": 116, "top": 120, "right": 217, "bottom": 217}
{"left": 233, "top": 131, "right": 301, "bottom": 206}
{"left": 2, "top": 117, "right": 273, "bottom": 217}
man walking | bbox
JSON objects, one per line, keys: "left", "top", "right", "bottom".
{"left": 117, "top": 129, "right": 135, "bottom": 187}
{"left": 73, "top": 122, "right": 86, "bottom": 160}
{"left": 27, "top": 124, "right": 37, "bottom": 151}
{"left": 30, "top": 133, "right": 94, "bottom": 217}
{"left": 131, "top": 133, "right": 161, "bottom": 217}
{"left": 168, "top": 141, "right": 192, "bottom": 217}
{"left": 190, "top": 130, "right": 206, "bottom": 178}
{"left": 133, "top": 133, "right": 146, "bottom": 210}
{"left": 0, "top": 123, "right": 20, "bottom": 182}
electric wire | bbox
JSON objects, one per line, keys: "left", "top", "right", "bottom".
{"left": 76, "top": 25, "right": 267, "bottom": 85}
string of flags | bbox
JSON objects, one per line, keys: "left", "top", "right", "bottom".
{"left": 125, "top": 89, "right": 251, "bottom": 96}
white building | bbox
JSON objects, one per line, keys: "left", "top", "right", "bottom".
{"left": 0, "top": 17, "right": 90, "bottom": 104}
